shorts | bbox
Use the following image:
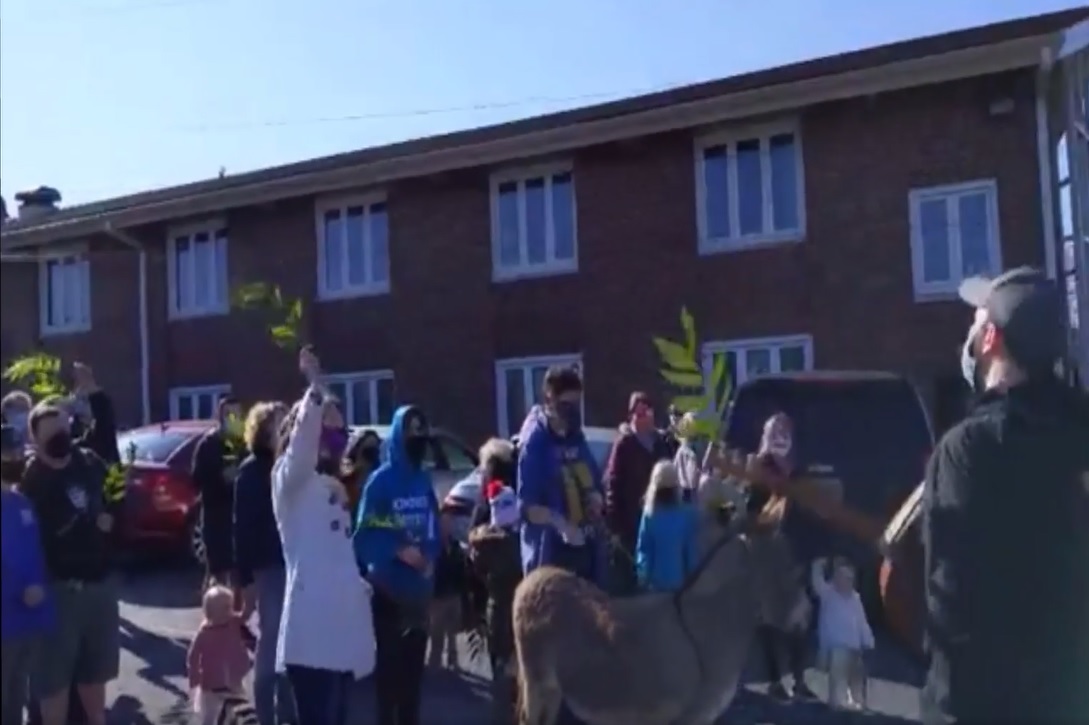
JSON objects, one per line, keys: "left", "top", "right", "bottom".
{"left": 31, "top": 580, "right": 119, "bottom": 698}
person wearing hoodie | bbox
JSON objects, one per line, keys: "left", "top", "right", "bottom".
{"left": 273, "top": 349, "right": 375, "bottom": 725}
{"left": 517, "top": 365, "right": 606, "bottom": 587}
{"left": 1, "top": 425, "right": 54, "bottom": 725}
{"left": 922, "top": 268, "right": 1089, "bottom": 725}
{"left": 353, "top": 403, "right": 440, "bottom": 725}
{"left": 232, "top": 401, "right": 293, "bottom": 725}
{"left": 193, "top": 394, "right": 245, "bottom": 587}
{"left": 635, "top": 461, "right": 698, "bottom": 593}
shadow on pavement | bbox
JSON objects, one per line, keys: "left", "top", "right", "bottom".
{"left": 119, "top": 565, "right": 202, "bottom": 609}
{"left": 108, "top": 695, "right": 156, "bottom": 725}
{"left": 119, "top": 617, "right": 190, "bottom": 699}
{"left": 723, "top": 689, "right": 919, "bottom": 725}
{"left": 346, "top": 668, "right": 492, "bottom": 724}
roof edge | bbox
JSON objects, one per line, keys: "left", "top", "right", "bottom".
{"left": 0, "top": 29, "right": 1059, "bottom": 249}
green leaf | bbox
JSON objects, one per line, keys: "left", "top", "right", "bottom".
{"left": 659, "top": 369, "right": 705, "bottom": 388}
{"left": 687, "top": 418, "right": 719, "bottom": 439}
{"left": 3, "top": 353, "right": 68, "bottom": 400}
{"left": 288, "top": 298, "right": 303, "bottom": 321}
{"left": 680, "top": 307, "right": 697, "bottom": 356}
{"left": 709, "top": 352, "right": 726, "bottom": 393}
{"left": 670, "top": 395, "right": 711, "bottom": 413}
{"left": 652, "top": 338, "right": 698, "bottom": 372}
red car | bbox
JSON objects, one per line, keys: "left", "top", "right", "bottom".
{"left": 116, "top": 421, "right": 214, "bottom": 560}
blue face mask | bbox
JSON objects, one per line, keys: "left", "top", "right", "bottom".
{"left": 960, "top": 322, "right": 983, "bottom": 392}
{"left": 554, "top": 400, "right": 582, "bottom": 435}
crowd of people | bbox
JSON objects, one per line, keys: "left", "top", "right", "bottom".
{"left": 1, "top": 266, "right": 1087, "bottom": 725}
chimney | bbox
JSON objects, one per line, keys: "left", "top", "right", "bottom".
{"left": 14, "top": 186, "right": 62, "bottom": 221}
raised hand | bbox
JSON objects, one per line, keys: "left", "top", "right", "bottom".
{"left": 299, "top": 347, "right": 320, "bottom": 384}
{"left": 72, "top": 362, "right": 98, "bottom": 393}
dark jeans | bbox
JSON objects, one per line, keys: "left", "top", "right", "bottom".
{"left": 758, "top": 625, "right": 807, "bottom": 683}
{"left": 284, "top": 665, "right": 350, "bottom": 725}
{"left": 373, "top": 590, "right": 428, "bottom": 725}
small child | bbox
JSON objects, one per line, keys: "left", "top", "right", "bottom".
{"left": 811, "top": 557, "right": 874, "bottom": 710}
{"left": 635, "top": 461, "right": 699, "bottom": 592}
{"left": 429, "top": 510, "right": 467, "bottom": 670}
{"left": 187, "top": 584, "right": 253, "bottom": 725}
{"left": 468, "top": 482, "right": 523, "bottom": 723}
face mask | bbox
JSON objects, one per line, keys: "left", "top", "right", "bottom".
{"left": 360, "top": 445, "right": 380, "bottom": 468}
{"left": 1, "top": 460, "right": 24, "bottom": 484}
{"left": 43, "top": 431, "right": 72, "bottom": 460}
{"left": 960, "top": 321, "right": 985, "bottom": 393}
{"left": 5, "top": 411, "right": 28, "bottom": 436}
{"left": 766, "top": 432, "right": 792, "bottom": 458}
{"left": 404, "top": 436, "right": 428, "bottom": 466}
{"left": 554, "top": 400, "right": 583, "bottom": 434}
{"left": 320, "top": 427, "right": 349, "bottom": 462}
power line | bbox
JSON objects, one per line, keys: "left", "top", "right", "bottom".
{"left": 175, "top": 86, "right": 671, "bottom": 133}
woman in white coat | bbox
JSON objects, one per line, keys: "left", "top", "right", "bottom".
{"left": 273, "top": 348, "right": 375, "bottom": 725}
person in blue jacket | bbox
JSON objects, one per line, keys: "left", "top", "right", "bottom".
{"left": 635, "top": 460, "right": 699, "bottom": 592}
{"left": 353, "top": 405, "right": 440, "bottom": 725}
{"left": 517, "top": 365, "right": 606, "bottom": 587}
{"left": 1, "top": 424, "right": 55, "bottom": 725}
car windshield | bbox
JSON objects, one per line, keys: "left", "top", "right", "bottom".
{"left": 724, "top": 377, "right": 933, "bottom": 517}
{"left": 116, "top": 428, "right": 194, "bottom": 463}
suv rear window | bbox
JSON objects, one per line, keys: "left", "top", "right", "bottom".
{"left": 724, "top": 377, "right": 933, "bottom": 518}
{"left": 116, "top": 429, "right": 194, "bottom": 464}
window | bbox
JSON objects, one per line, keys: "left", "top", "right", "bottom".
{"left": 495, "top": 354, "right": 583, "bottom": 437}
{"left": 169, "top": 385, "right": 229, "bottom": 420}
{"left": 696, "top": 123, "right": 805, "bottom": 253}
{"left": 702, "top": 335, "right": 813, "bottom": 394}
{"left": 316, "top": 194, "right": 390, "bottom": 299}
{"left": 324, "top": 371, "right": 396, "bottom": 427}
{"left": 491, "top": 163, "right": 577, "bottom": 280}
{"left": 167, "top": 223, "right": 229, "bottom": 318}
{"left": 39, "top": 254, "right": 91, "bottom": 335}
{"left": 908, "top": 180, "right": 1002, "bottom": 299}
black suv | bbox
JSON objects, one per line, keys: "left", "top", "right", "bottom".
{"left": 723, "top": 371, "right": 935, "bottom": 606}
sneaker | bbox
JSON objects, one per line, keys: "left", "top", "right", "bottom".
{"left": 793, "top": 681, "right": 818, "bottom": 700}
{"left": 767, "top": 682, "right": 791, "bottom": 701}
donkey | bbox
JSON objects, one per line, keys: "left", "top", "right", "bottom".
{"left": 512, "top": 501, "right": 802, "bottom": 725}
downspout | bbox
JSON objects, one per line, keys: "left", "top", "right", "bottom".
{"left": 103, "top": 223, "right": 151, "bottom": 425}
{"left": 1035, "top": 46, "right": 1059, "bottom": 282}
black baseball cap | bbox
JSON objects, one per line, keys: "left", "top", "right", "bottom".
{"left": 958, "top": 266, "right": 1064, "bottom": 372}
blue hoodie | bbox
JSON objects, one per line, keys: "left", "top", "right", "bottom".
{"left": 1, "top": 488, "right": 55, "bottom": 640}
{"left": 516, "top": 407, "right": 606, "bottom": 585}
{"left": 352, "top": 406, "right": 441, "bottom": 605}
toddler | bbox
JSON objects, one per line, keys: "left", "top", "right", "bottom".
{"left": 187, "top": 584, "right": 253, "bottom": 725}
{"left": 811, "top": 557, "right": 874, "bottom": 710}
{"left": 428, "top": 510, "right": 467, "bottom": 670}
{"left": 635, "top": 461, "right": 699, "bottom": 592}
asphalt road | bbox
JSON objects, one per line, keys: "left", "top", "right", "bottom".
{"left": 108, "top": 565, "right": 924, "bottom": 724}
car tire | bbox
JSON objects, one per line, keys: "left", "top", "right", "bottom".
{"left": 187, "top": 507, "right": 206, "bottom": 566}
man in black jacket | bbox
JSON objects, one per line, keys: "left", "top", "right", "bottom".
{"left": 922, "top": 267, "right": 1089, "bottom": 724}
{"left": 192, "top": 394, "right": 242, "bottom": 585}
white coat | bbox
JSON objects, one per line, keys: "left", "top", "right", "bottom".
{"left": 272, "top": 389, "right": 375, "bottom": 678}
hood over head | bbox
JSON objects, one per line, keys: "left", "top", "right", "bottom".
{"left": 386, "top": 404, "right": 429, "bottom": 470}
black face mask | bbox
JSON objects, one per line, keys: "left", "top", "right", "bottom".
{"left": 1, "top": 460, "right": 25, "bottom": 484}
{"left": 404, "top": 437, "right": 428, "bottom": 466}
{"left": 43, "top": 432, "right": 73, "bottom": 459}
{"left": 315, "top": 458, "right": 339, "bottom": 476}
{"left": 360, "top": 445, "right": 380, "bottom": 468}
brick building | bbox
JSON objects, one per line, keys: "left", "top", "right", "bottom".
{"left": 1, "top": 9, "right": 1085, "bottom": 442}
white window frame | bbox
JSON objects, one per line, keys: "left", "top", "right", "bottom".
{"left": 908, "top": 179, "right": 1003, "bottom": 301}
{"left": 490, "top": 161, "right": 579, "bottom": 282}
{"left": 169, "top": 385, "right": 230, "bottom": 420}
{"left": 702, "top": 335, "right": 814, "bottom": 389}
{"left": 38, "top": 250, "right": 91, "bottom": 336}
{"left": 694, "top": 120, "right": 806, "bottom": 255}
{"left": 322, "top": 370, "right": 396, "bottom": 426}
{"left": 166, "top": 219, "right": 230, "bottom": 319}
{"left": 315, "top": 192, "right": 391, "bottom": 300}
{"left": 495, "top": 354, "right": 583, "bottom": 437}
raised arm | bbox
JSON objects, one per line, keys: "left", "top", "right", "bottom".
{"left": 810, "top": 558, "right": 832, "bottom": 598}
{"left": 274, "top": 389, "right": 323, "bottom": 496}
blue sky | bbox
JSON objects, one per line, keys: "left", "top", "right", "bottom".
{"left": 0, "top": 0, "right": 1081, "bottom": 207}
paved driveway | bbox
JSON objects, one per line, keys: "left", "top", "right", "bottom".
{"left": 108, "top": 565, "right": 923, "bottom": 724}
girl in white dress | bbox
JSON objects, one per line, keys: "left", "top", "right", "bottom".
{"left": 272, "top": 348, "right": 375, "bottom": 725}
